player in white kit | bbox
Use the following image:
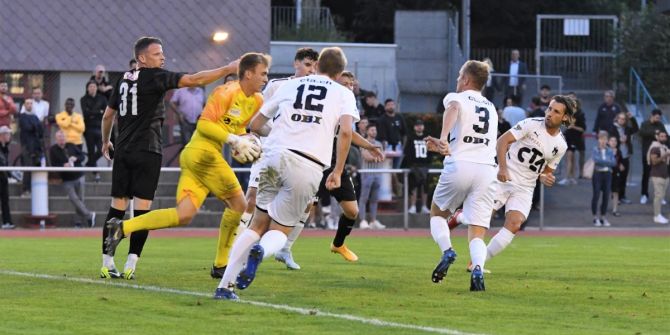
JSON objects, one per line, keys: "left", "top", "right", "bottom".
{"left": 424, "top": 60, "right": 497, "bottom": 291}
{"left": 449, "top": 95, "right": 575, "bottom": 269}
{"left": 209, "top": 48, "right": 319, "bottom": 279}
{"left": 214, "top": 47, "right": 358, "bottom": 300}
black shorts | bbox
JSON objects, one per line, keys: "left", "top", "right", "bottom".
{"left": 315, "top": 167, "right": 357, "bottom": 203}
{"left": 111, "top": 150, "right": 162, "bottom": 200}
{"left": 409, "top": 166, "right": 429, "bottom": 194}
{"left": 565, "top": 134, "right": 585, "bottom": 152}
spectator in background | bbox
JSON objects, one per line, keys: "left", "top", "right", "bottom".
{"left": 591, "top": 131, "right": 616, "bottom": 227}
{"left": 538, "top": 85, "right": 551, "bottom": 110}
{"left": 129, "top": 59, "right": 137, "bottom": 70}
{"left": 55, "top": 98, "right": 85, "bottom": 150}
{"left": 402, "top": 119, "right": 431, "bottom": 214}
{"left": 593, "top": 90, "right": 622, "bottom": 133}
{"left": 0, "top": 80, "right": 17, "bottom": 128}
{"left": 378, "top": 98, "right": 406, "bottom": 195}
{"left": 49, "top": 130, "right": 95, "bottom": 228}
{"left": 503, "top": 95, "right": 525, "bottom": 127}
{"left": 648, "top": 131, "right": 670, "bottom": 224}
{"left": 607, "top": 111, "right": 639, "bottom": 204}
{"left": 560, "top": 92, "right": 587, "bottom": 184}
{"left": 90, "top": 65, "right": 113, "bottom": 100}
{"left": 361, "top": 91, "right": 384, "bottom": 121}
{"left": 356, "top": 116, "right": 369, "bottom": 137}
{"left": 18, "top": 99, "right": 44, "bottom": 196}
{"left": 81, "top": 81, "right": 106, "bottom": 181}
{"left": 358, "top": 123, "right": 385, "bottom": 230}
{"left": 0, "top": 126, "right": 14, "bottom": 229}
{"left": 482, "top": 57, "right": 497, "bottom": 102}
{"left": 170, "top": 87, "right": 205, "bottom": 145}
{"left": 527, "top": 96, "right": 545, "bottom": 118}
{"left": 609, "top": 135, "right": 623, "bottom": 217}
{"left": 503, "top": 49, "right": 528, "bottom": 104}
{"left": 20, "top": 87, "right": 49, "bottom": 123}
{"left": 638, "top": 109, "right": 666, "bottom": 204}
{"left": 497, "top": 107, "right": 511, "bottom": 138}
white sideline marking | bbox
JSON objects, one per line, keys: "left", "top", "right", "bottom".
{"left": 0, "top": 270, "right": 486, "bottom": 335}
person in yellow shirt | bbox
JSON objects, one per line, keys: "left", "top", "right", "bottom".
{"left": 55, "top": 98, "right": 85, "bottom": 148}
{"left": 104, "top": 53, "right": 270, "bottom": 277}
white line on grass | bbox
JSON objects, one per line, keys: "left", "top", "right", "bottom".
{"left": 1, "top": 269, "right": 486, "bottom": 335}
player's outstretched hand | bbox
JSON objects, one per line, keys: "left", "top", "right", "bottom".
{"left": 497, "top": 168, "right": 511, "bottom": 183}
{"left": 368, "top": 146, "right": 385, "bottom": 162}
{"left": 539, "top": 173, "right": 555, "bottom": 187}
{"left": 325, "top": 171, "right": 342, "bottom": 190}
{"left": 102, "top": 141, "right": 114, "bottom": 161}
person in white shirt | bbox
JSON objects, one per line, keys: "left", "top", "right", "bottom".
{"left": 504, "top": 49, "right": 528, "bottom": 104}
{"left": 215, "top": 47, "right": 358, "bottom": 300}
{"left": 423, "top": 60, "right": 498, "bottom": 291}
{"left": 502, "top": 95, "right": 526, "bottom": 128}
{"left": 20, "top": 87, "right": 49, "bottom": 122}
{"left": 449, "top": 95, "right": 575, "bottom": 271}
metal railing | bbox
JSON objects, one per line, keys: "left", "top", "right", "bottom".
{"left": 271, "top": 6, "right": 336, "bottom": 40}
{"left": 628, "top": 67, "right": 660, "bottom": 121}
{"left": 0, "top": 166, "right": 550, "bottom": 231}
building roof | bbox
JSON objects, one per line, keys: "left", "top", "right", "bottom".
{"left": 0, "top": 0, "right": 270, "bottom": 73}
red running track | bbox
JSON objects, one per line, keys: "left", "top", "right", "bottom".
{"left": 0, "top": 228, "right": 668, "bottom": 238}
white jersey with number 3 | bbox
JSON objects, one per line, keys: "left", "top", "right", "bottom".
{"left": 506, "top": 117, "right": 567, "bottom": 189}
{"left": 442, "top": 90, "right": 498, "bottom": 166}
{"left": 259, "top": 74, "right": 359, "bottom": 167}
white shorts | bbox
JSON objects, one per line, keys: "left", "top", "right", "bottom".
{"left": 247, "top": 160, "right": 262, "bottom": 189}
{"left": 256, "top": 149, "right": 324, "bottom": 227}
{"left": 432, "top": 160, "right": 497, "bottom": 229}
{"left": 493, "top": 180, "right": 533, "bottom": 219}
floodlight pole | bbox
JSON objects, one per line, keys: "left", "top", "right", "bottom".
{"left": 462, "top": 0, "right": 470, "bottom": 60}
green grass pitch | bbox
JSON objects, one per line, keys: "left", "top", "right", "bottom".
{"left": 0, "top": 235, "right": 667, "bottom": 335}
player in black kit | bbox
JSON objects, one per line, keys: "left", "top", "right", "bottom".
{"left": 99, "top": 36, "right": 238, "bottom": 279}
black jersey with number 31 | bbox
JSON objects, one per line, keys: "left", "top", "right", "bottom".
{"left": 108, "top": 68, "right": 183, "bottom": 154}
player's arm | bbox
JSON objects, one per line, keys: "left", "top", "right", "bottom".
{"left": 101, "top": 106, "right": 116, "bottom": 160}
{"left": 539, "top": 166, "right": 556, "bottom": 187}
{"left": 249, "top": 113, "right": 272, "bottom": 136}
{"left": 496, "top": 131, "right": 517, "bottom": 182}
{"left": 178, "top": 59, "right": 239, "bottom": 88}
{"left": 72, "top": 114, "right": 85, "bottom": 133}
{"left": 55, "top": 112, "right": 70, "bottom": 128}
{"left": 431, "top": 100, "right": 460, "bottom": 156}
{"left": 352, "top": 131, "right": 384, "bottom": 162}
{"left": 326, "top": 115, "right": 354, "bottom": 190}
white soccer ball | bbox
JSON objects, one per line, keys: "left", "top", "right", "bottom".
{"left": 232, "top": 133, "right": 262, "bottom": 164}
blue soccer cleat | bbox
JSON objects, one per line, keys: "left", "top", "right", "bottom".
{"left": 431, "top": 248, "right": 457, "bottom": 283}
{"left": 236, "top": 244, "right": 264, "bottom": 290}
{"left": 470, "top": 265, "right": 486, "bottom": 291}
{"left": 213, "top": 287, "right": 239, "bottom": 300}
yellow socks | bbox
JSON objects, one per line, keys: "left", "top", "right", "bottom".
{"left": 123, "top": 208, "right": 179, "bottom": 235}
{"left": 214, "top": 208, "right": 243, "bottom": 267}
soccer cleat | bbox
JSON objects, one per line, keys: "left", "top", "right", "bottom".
{"left": 213, "top": 287, "right": 239, "bottom": 300}
{"left": 236, "top": 244, "right": 264, "bottom": 290}
{"left": 275, "top": 249, "right": 301, "bottom": 270}
{"left": 470, "top": 265, "right": 486, "bottom": 291}
{"left": 104, "top": 218, "right": 125, "bottom": 256}
{"left": 466, "top": 261, "right": 491, "bottom": 274}
{"left": 431, "top": 248, "right": 457, "bottom": 283}
{"left": 122, "top": 268, "right": 135, "bottom": 280}
{"left": 100, "top": 266, "right": 122, "bottom": 279}
{"left": 447, "top": 209, "right": 462, "bottom": 230}
{"left": 330, "top": 243, "right": 358, "bottom": 262}
{"left": 210, "top": 265, "right": 227, "bottom": 279}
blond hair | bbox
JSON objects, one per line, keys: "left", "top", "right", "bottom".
{"left": 461, "top": 60, "right": 490, "bottom": 90}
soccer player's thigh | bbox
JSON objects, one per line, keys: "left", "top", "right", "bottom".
{"left": 503, "top": 186, "right": 532, "bottom": 230}
{"left": 247, "top": 160, "right": 261, "bottom": 191}
{"left": 176, "top": 150, "right": 211, "bottom": 209}
{"left": 492, "top": 181, "right": 513, "bottom": 214}
{"left": 461, "top": 163, "right": 497, "bottom": 227}
{"left": 205, "top": 155, "right": 244, "bottom": 205}
{"left": 331, "top": 171, "right": 357, "bottom": 203}
{"left": 268, "top": 156, "right": 322, "bottom": 227}
{"left": 128, "top": 151, "right": 162, "bottom": 201}
{"left": 110, "top": 151, "right": 133, "bottom": 199}
{"left": 432, "top": 161, "right": 469, "bottom": 214}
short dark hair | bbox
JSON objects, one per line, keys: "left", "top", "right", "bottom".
{"left": 384, "top": 99, "right": 394, "bottom": 105}
{"left": 134, "top": 36, "right": 163, "bottom": 60}
{"left": 295, "top": 48, "right": 319, "bottom": 62}
{"left": 129, "top": 58, "right": 137, "bottom": 66}
{"left": 65, "top": 98, "right": 74, "bottom": 103}
{"left": 238, "top": 53, "right": 271, "bottom": 79}
{"left": 340, "top": 71, "right": 355, "bottom": 80}
{"left": 531, "top": 96, "right": 542, "bottom": 105}
{"left": 651, "top": 108, "right": 663, "bottom": 116}
{"left": 541, "top": 84, "right": 551, "bottom": 90}
{"left": 364, "top": 91, "right": 377, "bottom": 99}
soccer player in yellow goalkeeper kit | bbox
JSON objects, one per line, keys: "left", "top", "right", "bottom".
{"left": 104, "top": 53, "right": 270, "bottom": 277}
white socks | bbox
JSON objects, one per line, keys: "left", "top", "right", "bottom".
{"left": 124, "top": 253, "right": 138, "bottom": 271}
{"left": 218, "top": 229, "right": 260, "bottom": 289}
{"left": 469, "top": 238, "right": 487, "bottom": 271}
{"left": 102, "top": 254, "right": 115, "bottom": 269}
{"left": 259, "top": 230, "right": 288, "bottom": 259}
{"left": 430, "top": 216, "right": 452, "bottom": 252}
{"left": 486, "top": 227, "right": 515, "bottom": 260}
{"left": 282, "top": 223, "right": 304, "bottom": 251}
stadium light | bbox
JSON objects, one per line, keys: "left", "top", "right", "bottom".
{"left": 212, "top": 31, "right": 229, "bottom": 43}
